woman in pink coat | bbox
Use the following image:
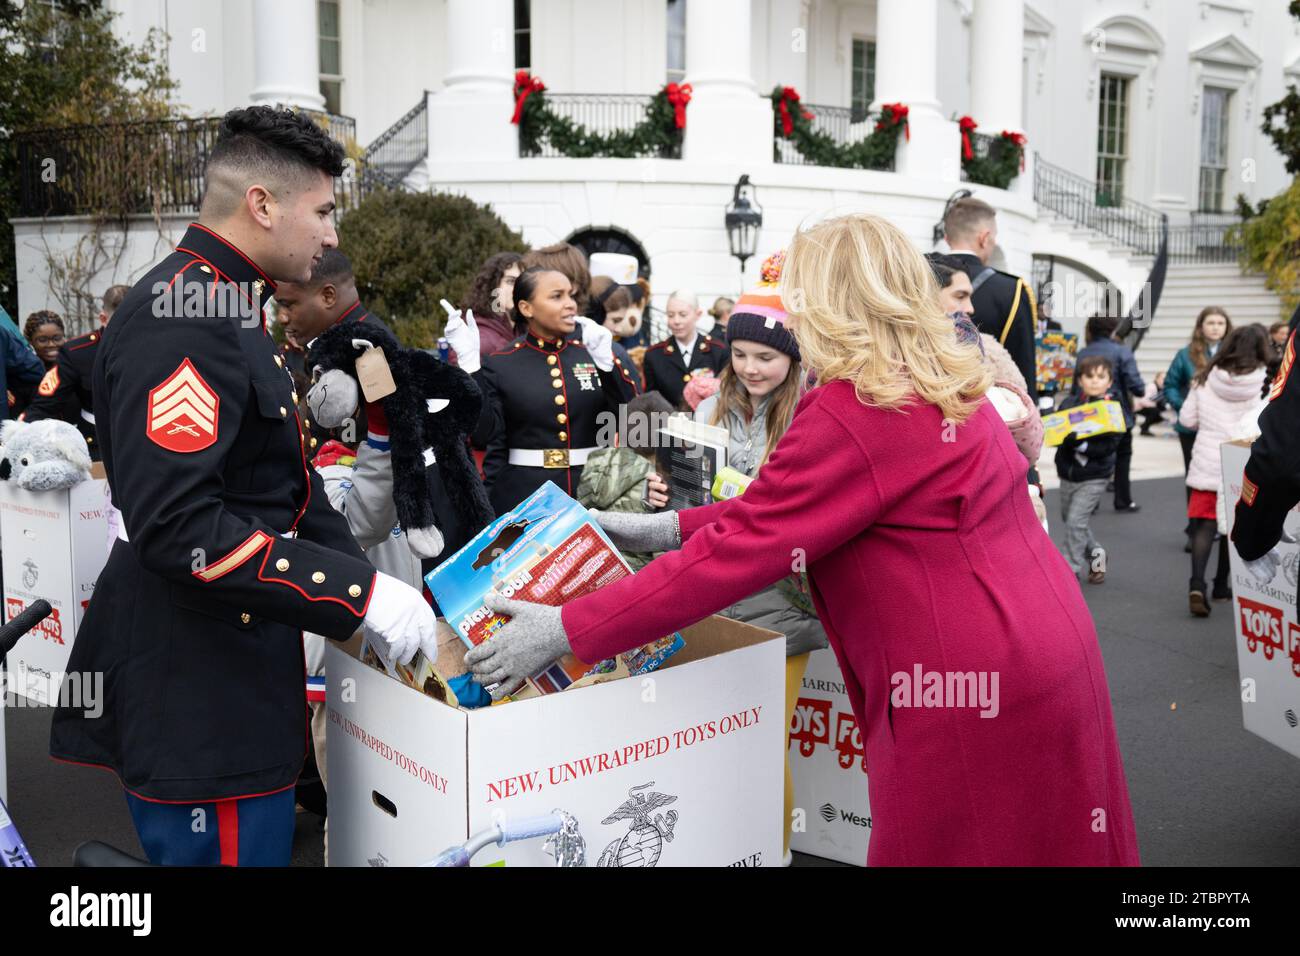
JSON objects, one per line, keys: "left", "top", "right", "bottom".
{"left": 467, "top": 214, "right": 1140, "bottom": 866}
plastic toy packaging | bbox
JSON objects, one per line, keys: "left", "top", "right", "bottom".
{"left": 1041, "top": 399, "right": 1127, "bottom": 447}
{"left": 425, "top": 481, "right": 683, "bottom": 697}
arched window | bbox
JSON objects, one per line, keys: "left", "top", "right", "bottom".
{"left": 565, "top": 227, "right": 652, "bottom": 279}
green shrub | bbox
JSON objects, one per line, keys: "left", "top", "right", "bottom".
{"left": 337, "top": 190, "right": 528, "bottom": 348}
{"left": 1230, "top": 178, "right": 1300, "bottom": 319}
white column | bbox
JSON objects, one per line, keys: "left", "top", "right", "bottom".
{"left": 970, "top": 0, "right": 1024, "bottom": 135}
{"left": 250, "top": 0, "right": 326, "bottom": 110}
{"left": 681, "top": 0, "right": 773, "bottom": 163}
{"left": 428, "top": 0, "right": 517, "bottom": 164}
{"left": 872, "top": 0, "right": 959, "bottom": 180}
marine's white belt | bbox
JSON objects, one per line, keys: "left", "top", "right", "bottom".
{"left": 508, "top": 447, "right": 597, "bottom": 467}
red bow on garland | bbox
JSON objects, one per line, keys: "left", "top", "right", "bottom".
{"left": 1001, "top": 130, "right": 1028, "bottom": 170}
{"left": 876, "top": 103, "right": 910, "bottom": 141}
{"left": 777, "top": 86, "right": 814, "bottom": 138}
{"left": 665, "top": 82, "right": 693, "bottom": 129}
{"left": 511, "top": 70, "right": 546, "bottom": 124}
{"left": 958, "top": 115, "right": 978, "bottom": 161}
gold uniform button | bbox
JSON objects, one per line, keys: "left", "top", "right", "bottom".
{"left": 557, "top": 413, "right": 568, "bottom": 424}
{"left": 550, "top": 368, "right": 561, "bottom": 377}
{"left": 89, "top": 333, "right": 98, "bottom": 342}
{"left": 514, "top": 342, "right": 522, "bottom": 349}
{"left": 558, "top": 431, "right": 568, "bottom": 441}
{"left": 291, "top": 391, "right": 299, "bottom": 403}
{"left": 276, "top": 558, "right": 290, "bottom": 572}
{"left": 547, "top": 355, "right": 557, "bottom": 365}
{"left": 349, "top": 584, "right": 363, "bottom": 598}
{"left": 275, "top": 355, "right": 284, "bottom": 367}
{"left": 683, "top": 374, "right": 691, "bottom": 382}
{"left": 551, "top": 380, "right": 562, "bottom": 389}
{"left": 553, "top": 395, "right": 565, "bottom": 406}
{"left": 199, "top": 265, "right": 212, "bottom": 274}
{"left": 87, "top": 435, "right": 94, "bottom": 444}
{"left": 312, "top": 571, "right": 326, "bottom": 584}
{"left": 666, "top": 345, "right": 674, "bottom": 353}
{"left": 279, "top": 406, "right": 287, "bottom": 417}
{"left": 240, "top": 612, "right": 251, "bottom": 624}
{"left": 310, "top": 437, "right": 318, "bottom": 448}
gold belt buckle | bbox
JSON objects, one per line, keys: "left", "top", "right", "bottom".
{"left": 543, "top": 448, "right": 570, "bottom": 469}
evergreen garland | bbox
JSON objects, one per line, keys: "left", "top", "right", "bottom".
{"left": 769, "top": 85, "right": 907, "bottom": 170}
{"left": 513, "top": 72, "right": 688, "bottom": 159}
{"left": 958, "top": 116, "right": 1026, "bottom": 190}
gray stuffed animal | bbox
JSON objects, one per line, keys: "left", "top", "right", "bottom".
{"left": 0, "top": 419, "right": 93, "bottom": 491}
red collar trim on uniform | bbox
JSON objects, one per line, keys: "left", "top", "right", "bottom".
{"left": 187, "top": 222, "right": 277, "bottom": 290}
{"left": 334, "top": 300, "right": 364, "bottom": 324}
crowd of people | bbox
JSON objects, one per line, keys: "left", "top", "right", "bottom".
{"left": 9, "top": 105, "right": 1296, "bottom": 868}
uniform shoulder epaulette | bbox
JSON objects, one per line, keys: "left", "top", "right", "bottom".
{"left": 67, "top": 330, "right": 103, "bottom": 351}
{"left": 646, "top": 340, "right": 671, "bottom": 352}
{"left": 489, "top": 340, "right": 526, "bottom": 357}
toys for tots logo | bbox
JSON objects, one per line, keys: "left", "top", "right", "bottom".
{"left": 1238, "top": 597, "right": 1284, "bottom": 659}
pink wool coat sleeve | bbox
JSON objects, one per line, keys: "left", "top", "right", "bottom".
{"left": 562, "top": 380, "right": 1139, "bottom": 866}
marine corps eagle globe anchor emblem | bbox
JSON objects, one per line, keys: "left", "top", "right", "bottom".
{"left": 597, "top": 781, "right": 679, "bottom": 867}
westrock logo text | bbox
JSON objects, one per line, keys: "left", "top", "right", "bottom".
{"left": 50, "top": 886, "right": 151, "bottom": 936}
{"left": 890, "top": 665, "right": 1000, "bottom": 718}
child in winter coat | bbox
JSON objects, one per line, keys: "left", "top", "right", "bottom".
{"left": 693, "top": 266, "right": 829, "bottom": 866}
{"left": 575, "top": 390, "right": 673, "bottom": 570}
{"left": 1178, "top": 323, "right": 1272, "bottom": 616}
{"left": 1054, "top": 354, "right": 1124, "bottom": 584}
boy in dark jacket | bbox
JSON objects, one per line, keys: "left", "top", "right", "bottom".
{"left": 1056, "top": 354, "right": 1124, "bottom": 584}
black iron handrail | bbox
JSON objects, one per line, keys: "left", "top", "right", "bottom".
{"left": 15, "top": 117, "right": 225, "bottom": 217}
{"left": 15, "top": 111, "right": 362, "bottom": 218}
{"left": 360, "top": 94, "right": 428, "bottom": 187}
{"left": 1033, "top": 153, "right": 1168, "bottom": 256}
{"left": 520, "top": 92, "right": 684, "bottom": 159}
{"left": 773, "top": 102, "right": 895, "bottom": 171}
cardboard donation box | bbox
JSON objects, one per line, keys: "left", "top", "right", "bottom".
{"left": 0, "top": 477, "right": 109, "bottom": 704}
{"left": 1222, "top": 440, "right": 1300, "bottom": 761}
{"left": 787, "top": 647, "right": 871, "bottom": 864}
{"left": 327, "top": 614, "right": 786, "bottom": 867}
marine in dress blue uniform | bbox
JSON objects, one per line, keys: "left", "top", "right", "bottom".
{"left": 640, "top": 332, "right": 727, "bottom": 408}
{"left": 49, "top": 223, "right": 381, "bottom": 864}
{"left": 22, "top": 329, "right": 104, "bottom": 459}
{"left": 475, "top": 331, "right": 638, "bottom": 515}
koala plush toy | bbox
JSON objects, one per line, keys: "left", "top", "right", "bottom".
{"left": 305, "top": 321, "right": 494, "bottom": 560}
{"left": 0, "top": 419, "right": 92, "bottom": 491}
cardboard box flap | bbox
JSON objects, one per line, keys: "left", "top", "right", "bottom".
{"left": 659, "top": 615, "right": 782, "bottom": 670}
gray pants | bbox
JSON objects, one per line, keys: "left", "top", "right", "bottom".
{"left": 1059, "top": 478, "right": 1106, "bottom": 575}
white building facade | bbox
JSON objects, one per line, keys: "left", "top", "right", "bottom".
{"left": 13, "top": 0, "right": 1299, "bottom": 373}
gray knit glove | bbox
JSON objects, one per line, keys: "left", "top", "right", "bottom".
{"left": 589, "top": 509, "right": 681, "bottom": 553}
{"left": 464, "top": 594, "right": 573, "bottom": 700}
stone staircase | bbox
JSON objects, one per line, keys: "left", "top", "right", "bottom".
{"left": 1135, "top": 263, "right": 1285, "bottom": 381}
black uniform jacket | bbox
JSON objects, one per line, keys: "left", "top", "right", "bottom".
{"left": 474, "top": 331, "right": 638, "bottom": 515}
{"left": 951, "top": 253, "right": 1039, "bottom": 399}
{"left": 50, "top": 223, "right": 379, "bottom": 803}
{"left": 1233, "top": 309, "right": 1300, "bottom": 617}
{"left": 641, "top": 333, "right": 728, "bottom": 408}
{"left": 23, "top": 330, "right": 103, "bottom": 459}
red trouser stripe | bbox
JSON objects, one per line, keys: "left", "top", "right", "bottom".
{"left": 216, "top": 799, "right": 240, "bottom": 866}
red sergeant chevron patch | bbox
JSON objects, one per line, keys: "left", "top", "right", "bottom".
{"left": 147, "top": 357, "right": 219, "bottom": 453}
{"left": 1241, "top": 474, "right": 1259, "bottom": 506}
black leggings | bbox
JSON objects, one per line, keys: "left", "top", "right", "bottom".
{"left": 1189, "top": 517, "right": 1229, "bottom": 590}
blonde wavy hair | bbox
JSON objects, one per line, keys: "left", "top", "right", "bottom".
{"left": 782, "top": 213, "right": 992, "bottom": 423}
